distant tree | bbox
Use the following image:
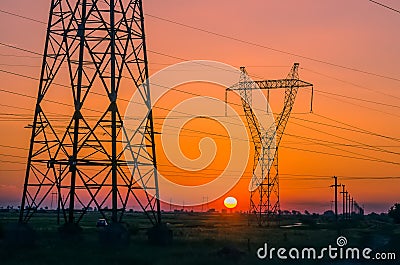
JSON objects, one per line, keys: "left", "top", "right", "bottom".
{"left": 323, "top": 210, "right": 334, "bottom": 217}
{"left": 388, "top": 203, "right": 400, "bottom": 224}
{"left": 291, "top": 210, "right": 301, "bottom": 216}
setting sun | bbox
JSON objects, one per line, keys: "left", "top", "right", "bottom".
{"left": 224, "top": 196, "right": 238, "bottom": 209}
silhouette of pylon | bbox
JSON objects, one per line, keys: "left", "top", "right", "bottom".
{"left": 19, "top": 0, "right": 161, "bottom": 226}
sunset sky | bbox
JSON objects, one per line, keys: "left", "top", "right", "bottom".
{"left": 0, "top": 0, "right": 399, "bottom": 214}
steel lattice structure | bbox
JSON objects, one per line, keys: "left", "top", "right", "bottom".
{"left": 19, "top": 0, "right": 161, "bottom": 226}
{"left": 228, "top": 63, "right": 313, "bottom": 225}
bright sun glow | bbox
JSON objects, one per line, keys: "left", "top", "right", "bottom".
{"left": 224, "top": 196, "right": 238, "bottom": 209}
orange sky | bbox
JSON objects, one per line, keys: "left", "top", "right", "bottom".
{"left": 0, "top": 0, "right": 400, "bottom": 214}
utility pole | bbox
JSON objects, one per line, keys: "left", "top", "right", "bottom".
{"left": 330, "top": 176, "right": 340, "bottom": 221}
{"left": 351, "top": 197, "right": 354, "bottom": 217}
{"left": 340, "top": 185, "right": 346, "bottom": 220}
{"left": 348, "top": 195, "right": 351, "bottom": 219}
{"left": 50, "top": 192, "right": 57, "bottom": 210}
{"left": 345, "top": 193, "right": 349, "bottom": 219}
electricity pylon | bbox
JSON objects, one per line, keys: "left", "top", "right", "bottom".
{"left": 19, "top": 0, "right": 161, "bottom": 226}
{"left": 227, "top": 63, "right": 313, "bottom": 225}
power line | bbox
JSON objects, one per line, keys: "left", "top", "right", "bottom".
{"left": 0, "top": 69, "right": 38, "bottom": 81}
{"left": 1, "top": 67, "right": 400, "bottom": 165}
{"left": 0, "top": 42, "right": 42, "bottom": 56}
{"left": 290, "top": 118, "right": 400, "bottom": 153}
{"left": 287, "top": 135, "right": 400, "bottom": 165}
{"left": 302, "top": 67, "right": 400, "bottom": 101}
{"left": 0, "top": 53, "right": 40, "bottom": 59}
{"left": 2, "top": 109, "right": 399, "bottom": 168}
{"left": 284, "top": 134, "right": 400, "bottom": 154}
{"left": 367, "top": 0, "right": 400, "bottom": 14}
{"left": 144, "top": 14, "right": 400, "bottom": 82}
{"left": 315, "top": 113, "right": 400, "bottom": 142}
{"left": 2, "top": 44, "right": 399, "bottom": 124}
{"left": 315, "top": 89, "right": 400, "bottom": 109}
{"left": 1, "top": 7, "right": 400, "bottom": 82}
{"left": 0, "top": 144, "right": 28, "bottom": 150}
{"left": 0, "top": 63, "right": 41, "bottom": 68}
{"left": 288, "top": 121, "right": 400, "bottom": 164}
{"left": 0, "top": 23, "right": 398, "bottom": 167}
{"left": 280, "top": 145, "right": 399, "bottom": 165}
{"left": 1, "top": 152, "right": 399, "bottom": 181}
{"left": 2, "top": 36, "right": 400, "bottom": 120}
{"left": 315, "top": 90, "right": 400, "bottom": 119}
{"left": 1, "top": 58, "right": 399, "bottom": 147}
{"left": 2, "top": 95, "right": 399, "bottom": 164}
{"left": 1, "top": 135, "right": 399, "bottom": 182}
{"left": 0, "top": 159, "right": 24, "bottom": 164}
{"left": 0, "top": 9, "right": 46, "bottom": 24}
{"left": 2, "top": 40, "right": 400, "bottom": 122}
{"left": 0, "top": 153, "right": 26, "bottom": 159}
{"left": 291, "top": 115, "right": 400, "bottom": 143}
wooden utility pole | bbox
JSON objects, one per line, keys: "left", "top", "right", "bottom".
{"left": 340, "top": 185, "right": 346, "bottom": 220}
{"left": 351, "top": 197, "right": 354, "bottom": 217}
{"left": 345, "top": 193, "right": 349, "bottom": 219}
{"left": 330, "top": 176, "right": 341, "bottom": 222}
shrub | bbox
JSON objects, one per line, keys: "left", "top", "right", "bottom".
{"left": 388, "top": 203, "right": 400, "bottom": 224}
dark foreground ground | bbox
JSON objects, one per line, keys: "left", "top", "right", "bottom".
{"left": 0, "top": 211, "right": 399, "bottom": 265}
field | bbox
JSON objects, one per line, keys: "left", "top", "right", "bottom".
{"left": 0, "top": 211, "right": 399, "bottom": 265}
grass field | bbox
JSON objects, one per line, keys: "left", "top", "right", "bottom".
{"left": 0, "top": 211, "right": 399, "bottom": 265}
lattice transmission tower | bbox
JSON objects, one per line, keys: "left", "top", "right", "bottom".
{"left": 227, "top": 63, "right": 313, "bottom": 225}
{"left": 19, "top": 0, "right": 161, "bottom": 226}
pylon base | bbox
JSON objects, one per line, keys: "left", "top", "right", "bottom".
{"left": 99, "top": 222, "right": 130, "bottom": 247}
{"left": 147, "top": 223, "right": 173, "bottom": 245}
